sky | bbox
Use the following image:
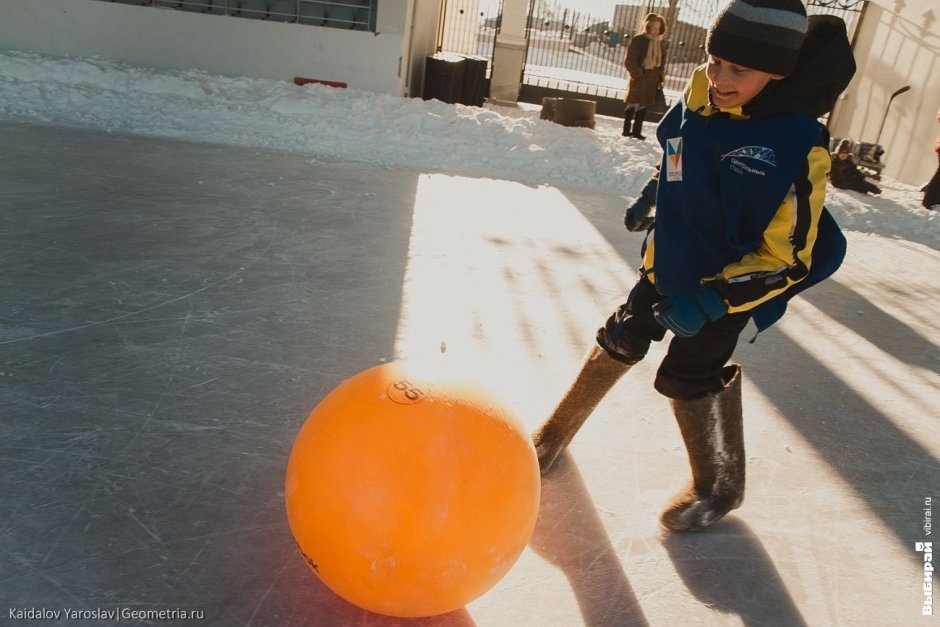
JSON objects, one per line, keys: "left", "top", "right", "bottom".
{"left": 0, "top": 47, "right": 936, "bottom": 250}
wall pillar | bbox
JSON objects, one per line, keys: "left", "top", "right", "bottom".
{"left": 488, "top": 0, "right": 528, "bottom": 105}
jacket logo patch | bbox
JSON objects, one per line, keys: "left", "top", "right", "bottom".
{"left": 721, "top": 146, "right": 778, "bottom": 166}
{"left": 666, "top": 138, "right": 683, "bottom": 181}
{"left": 722, "top": 146, "right": 777, "bottom": 177}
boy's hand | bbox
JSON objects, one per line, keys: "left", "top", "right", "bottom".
{"left": 653, "top": 287, "right": 727, "bottom": 338}
{"left": 625, "top": 199, "right": 654, "bottom": 232}
{"left": 624, "top": 177, "right": 658, "bottom": 232}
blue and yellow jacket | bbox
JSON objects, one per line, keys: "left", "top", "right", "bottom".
{"left": 641, "top": 16, "right": 856, "bottom": 331}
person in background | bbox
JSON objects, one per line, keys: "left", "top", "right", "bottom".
{"left": 923, "top": 109, "right": 940, "bottom": 210}
{"left": 829, "top": 139, "right": 881, "bottom": 195}
{"left": 623, "top": 13, "right": 668, "bottom": 140}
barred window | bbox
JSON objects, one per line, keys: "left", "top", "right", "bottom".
{"left": 110, "top": 1, "right": 377, "bottom": 32}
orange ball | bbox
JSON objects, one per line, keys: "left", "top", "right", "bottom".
{"left": 285, "top": 360, "right": 541, "bottom": 618}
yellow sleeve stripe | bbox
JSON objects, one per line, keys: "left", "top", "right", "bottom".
{"left": 720, "top": 144, "right": 831, "bottom": 313}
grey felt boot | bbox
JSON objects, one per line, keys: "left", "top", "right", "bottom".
{"left": 660, "top": 364, "right": 745, "bottom": 532}
{"left": 532, "top": 346, "right": 632, "bottom": 474}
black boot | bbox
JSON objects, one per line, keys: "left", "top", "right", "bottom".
{"left": 622, "top": 105, "right": 636, "bottom": 137}
{"left": 532, "top": 346, "right": 632, "bottom": 474}
{"left": 631, "top": 107, "right": 647, "bottom": 140}
{"left": 660, "top": 365, "right": 745, "bottom": 532}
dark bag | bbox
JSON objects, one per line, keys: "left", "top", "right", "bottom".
{"left": 654, "top": 86, "right": 667, "bottom": 113}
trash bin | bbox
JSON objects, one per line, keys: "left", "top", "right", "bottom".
{"left": 424, "top": 53, "right": 467, "bottom": 104}
{"left": 460, "top": 55, "right": 488, "bottom": 107}
{"left": 424, "top": 53, "right": 489, "bottom": 107}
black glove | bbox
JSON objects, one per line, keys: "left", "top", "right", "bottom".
{"left": 624, "top": 176, "right": 658, "bottom": 232}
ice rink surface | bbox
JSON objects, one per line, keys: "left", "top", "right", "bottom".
{"left": 2, "top": 120, "right": 938, "bottom": 626}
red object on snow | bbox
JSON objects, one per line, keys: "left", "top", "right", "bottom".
{"left": 294, "top": 76, "right": 348, "bottom": 89}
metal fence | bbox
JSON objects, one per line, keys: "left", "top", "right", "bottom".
{"left": 440, "top": 0, "right": 867, "bottom": 103}
{"left": 524, "top": 0, "right": 866, "bottom": 100}
{"left": 437, "top": 1, "right": 502, "bottom": 77}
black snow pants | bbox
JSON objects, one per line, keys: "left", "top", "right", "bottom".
{"left": 595, "top": 275, "right": 751, "bottom": 401}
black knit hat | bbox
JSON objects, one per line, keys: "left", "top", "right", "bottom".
{"left": 706, "top": 0, "right": 808, "bottom": 76}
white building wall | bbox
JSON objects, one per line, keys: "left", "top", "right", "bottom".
{"left": 0, "top": 0, "right": 441, "bottom": 97}
{"left": 829, "top": 0, "right": 940, "bottom": 185}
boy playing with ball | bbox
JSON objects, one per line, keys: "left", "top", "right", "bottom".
{"left": 533, "top": 0, "right": 856, "bottom": 532}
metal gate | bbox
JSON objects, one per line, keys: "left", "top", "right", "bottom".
{"left": 437, "top": 0, "right": 502, "bottom": 77}
{"left": 438, "top": 0, "right": 867, "bottom": 115}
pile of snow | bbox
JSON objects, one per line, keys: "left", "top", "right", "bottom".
{"left": 0, "top": 49, "right": 935, "bottom": 247}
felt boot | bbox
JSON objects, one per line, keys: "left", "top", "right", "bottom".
{"left": 532, "top": 346, "right": 632, "bottom": 474}
{"left": 660, "top": 364, "right": 744, "bottom": 532}
{"left": 622, "top": 106, "right": 636, "bottom": 137}
{"left": 631, "top": 107, "right": 647, "bottom": 140}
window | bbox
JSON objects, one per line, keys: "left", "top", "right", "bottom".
{"left": 108, "top": 1, "right": 377, "bottom": 32}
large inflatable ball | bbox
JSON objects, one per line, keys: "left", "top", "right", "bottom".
{"left": 285, "top": 360, "right": 541, "bottom": 617}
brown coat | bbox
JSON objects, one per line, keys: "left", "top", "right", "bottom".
{"left": 624, "top": 34, "right": 667, "bottom": 108}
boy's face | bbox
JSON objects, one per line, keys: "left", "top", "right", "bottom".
{"left": 705, "top": 56, "right": 783, "bottom": 108}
